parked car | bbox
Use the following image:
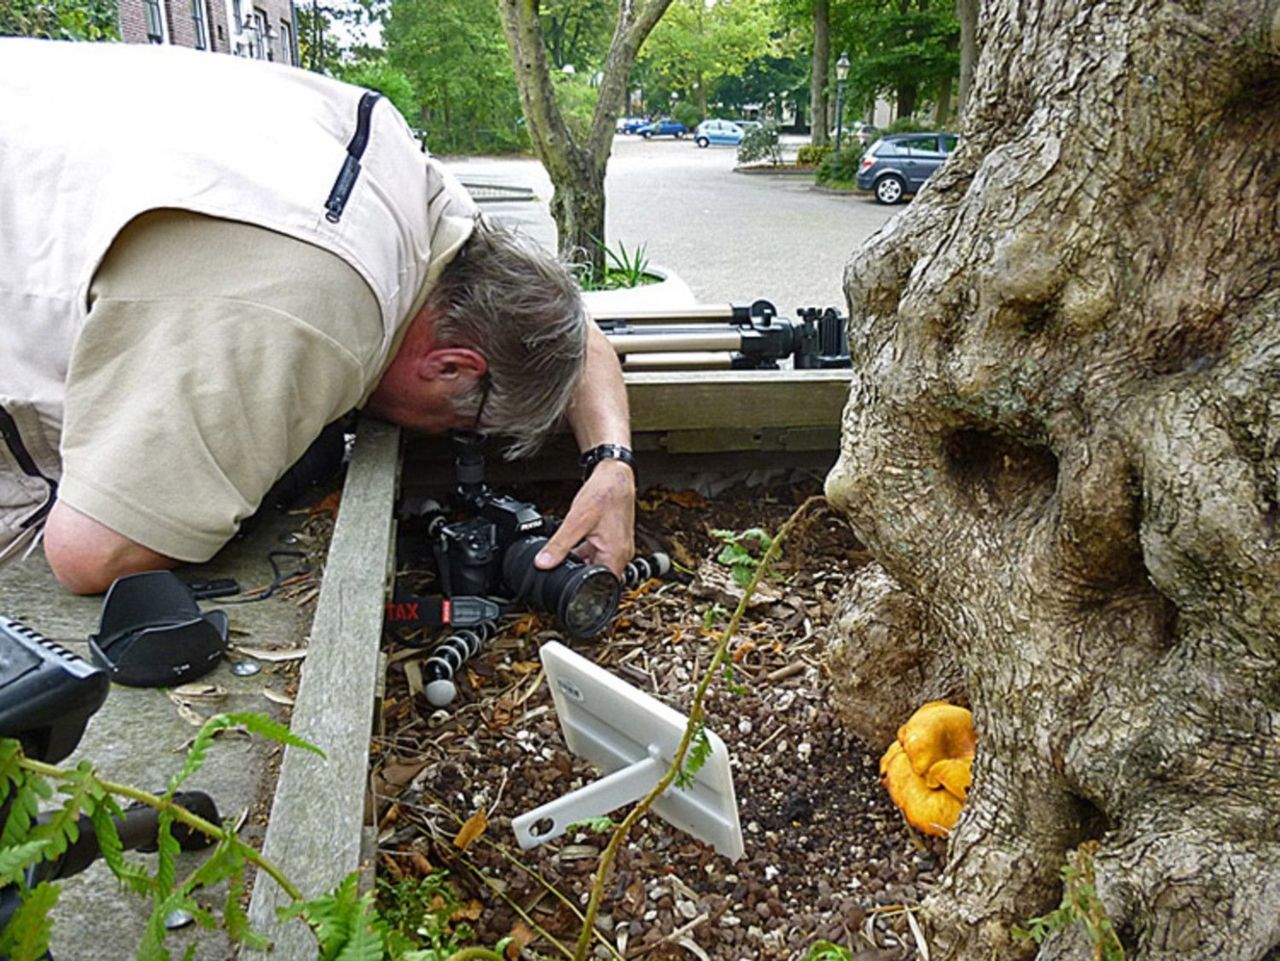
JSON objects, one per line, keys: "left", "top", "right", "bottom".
{"left": 637, "top": 118, "right": 688, "bottom": 139}
{"left": 693, "top": 119, "right": 745, "bottom": 147}
{"left": 855, "top": 132, "right": 958, "bottom": 204}
{"left": 616, "top": 116, "right": 648, "bottom": 134}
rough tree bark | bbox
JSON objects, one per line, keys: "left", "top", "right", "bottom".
{"left": 498, "top": 0, "right": 675, "bottom": 269}
{"left": 810, "top": 0, "right": 830, "bottom": 146}
{"left": 824, "top": 1, "right": 1280, "bottom": 958}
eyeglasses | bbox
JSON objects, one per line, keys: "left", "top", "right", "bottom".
{"left": 471, "top": 375, "right": 492, "bottom": 431}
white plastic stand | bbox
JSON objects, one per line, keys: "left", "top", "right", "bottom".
{"left": 510, "top": 642, "right": 744, "bottom": 860}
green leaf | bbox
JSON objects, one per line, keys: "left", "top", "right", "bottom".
{"left": 88, "top": 795, "right": 151, "bottom": 896}
{"left": 676, "top": 723, "right": 712, "bottom": 788}
{"left": 153, "top": 810, "right": 180, "bottom": 899}
{"left": 0, "top": 880, "right": 59, "bottom": 961}
{"left": 168, "top": 712, "right": 323, "bottom": 797}
{"left": 0, "top": 840, "right": 51, "bottom": 886}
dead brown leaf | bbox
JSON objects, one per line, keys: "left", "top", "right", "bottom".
{"left": 504, "top": 922, "right": 536, "bottom": 959}
{"left": 453, "top": 810, "right": 488, "bottom": 851}
{"left": 622, "top": 877, "right": 646, "bottom": 915}
{"left": 379, "top": 759, "right": 430, "bottom": 790}
{"left": 309, "top": 490, "right": 342, "bottom": 516}
{"left": 485, "top": 696, "right": 516, "bottom": 731}
{"left": 450, "top": 899, "right": 483, "bottom": 922}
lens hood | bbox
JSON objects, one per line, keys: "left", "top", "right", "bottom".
{"left": 88, "top": 571, "right": 228, "bottom": 687}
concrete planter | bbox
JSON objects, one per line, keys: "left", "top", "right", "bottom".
{"left": 580, "top": 264, "right": 698, "bottom": 313}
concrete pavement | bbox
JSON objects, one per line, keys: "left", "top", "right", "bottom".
{"left": 442, "top": 134, "right": 896, "bottom": 318}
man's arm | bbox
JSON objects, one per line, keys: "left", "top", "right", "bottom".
{"left": 535, "top": 323, "right": 636, "bottom": 576}
{"left": 43, "top": 500, "right": 176, "bottom": 594}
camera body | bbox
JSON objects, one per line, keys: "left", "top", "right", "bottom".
{"left": 433, "top": 490, "right": 549, "bottom": 597}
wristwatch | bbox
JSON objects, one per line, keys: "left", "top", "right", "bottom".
{"left": 580, "top": 443, "right": 636, "bottom": 480}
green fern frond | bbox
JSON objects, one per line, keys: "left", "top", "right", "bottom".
{"left": 0, "top": 840, "right": 51, "bottom": 886}
{"left": 0, "top": 880, "right": 59, "bottom": 961}
{"left": 88, "top": 795, "right": 151, "bottom": 896}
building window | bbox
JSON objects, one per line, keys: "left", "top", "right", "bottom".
{"left": 143, "top": 0, "right": 164, "bottom": 41}
{"left": 250, "top": 8, "right": 267, "bottom": 58}
{"left": 231, "top": 0, "right": 242, "bottom": 31}
{"left": 192, "top": 0, "right": 208, "bottom": 49}
{"left": 277, "top": 20, "right": 293, "bottom": 65}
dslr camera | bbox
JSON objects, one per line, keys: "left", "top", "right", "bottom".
{"left": 400, "top": 431, "right": 621, "bottom": 641}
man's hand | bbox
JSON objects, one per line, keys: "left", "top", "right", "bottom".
{"left": 535, "top": 459, "right": 636, "bottom": 576}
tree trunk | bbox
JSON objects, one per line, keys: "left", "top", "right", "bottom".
{"left": 896, "top": 80, "right": 917, "bottom": 120}
{"left": 955, "top": 0, "right": 978, "bottom": 115}
{"left": 498, "top": 0, "right": 676, "bottom": 272}
{"left": 549, "top": 160, "right": 606, "bottom": 262}
{"left": 933, "top": 74, "right": 951, "bottom": 127}
{"left": 810, "top": 0, "right": 829, "bottom": 145}
{"left": 824, "top": 1, "right": 1280, "bottom": 959}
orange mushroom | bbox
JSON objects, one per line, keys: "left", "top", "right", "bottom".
{"left": 879, "top": 701, "right": 975, "bottom": 836}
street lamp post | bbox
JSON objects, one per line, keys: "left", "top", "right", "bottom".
{"left": 834, "top": 51, "right": 851, "bottom": 153}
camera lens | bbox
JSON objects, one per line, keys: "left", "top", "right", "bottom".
{"left": 502, "top": 536, "right": 621, "bottom": 640}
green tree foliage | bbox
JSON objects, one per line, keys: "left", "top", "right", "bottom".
{"left": 539, "top": 0, "right": 613, "bottom": 71}
{"left": 384, "top": 0, "right": 526, "bottom": 153}
{"left": 638, "top": 0, "right": 777, "bottom": 119}
{"left": 0, "top": 0, "right": 118, "bottom": 39}
{"left": 830, "top": 0, "right": 958, "bottom": 123}
{"left": 710, "top": 52, "right": 808, "bottom": 117}
{"left": 553, "top": 70, "right": 599, "bottom": 143}
{"left": 336, "top": 58, "right": 419, "bottom": 125}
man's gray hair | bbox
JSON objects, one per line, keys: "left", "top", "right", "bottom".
{"left": 428, "top": 218, "right": 588, "bottom": 458}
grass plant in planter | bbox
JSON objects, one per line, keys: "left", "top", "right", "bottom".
{"left": 575, "top": 237, "right": 657, "bottom": 291}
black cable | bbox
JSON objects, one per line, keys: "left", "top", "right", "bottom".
{"left": 214, "top": 550, "right": 310, "bottom": 604}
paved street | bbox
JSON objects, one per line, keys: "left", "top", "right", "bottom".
{"left": 441, "top": 134, "right": 896, "bottom": 318}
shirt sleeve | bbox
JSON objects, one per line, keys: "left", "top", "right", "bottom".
{"left": 59, "top": 295, "right": 365, "bottom": 562}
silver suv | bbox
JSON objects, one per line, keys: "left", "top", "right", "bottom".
{"left": 855, "top": 132, "right": 958, "bottom": 204}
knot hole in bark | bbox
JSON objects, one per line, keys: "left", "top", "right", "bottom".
{"left": 941, "top": 428, "right": 1058, "bottom": 518}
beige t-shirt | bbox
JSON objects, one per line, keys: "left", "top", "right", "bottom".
{"left": 58, "top": 209, "right": 385, "bottom": 561}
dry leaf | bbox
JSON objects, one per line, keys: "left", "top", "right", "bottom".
{"left": 174, "top": 703, "right": 206, "bottom": 727}
{"left": 450, "top": 899, "right": 483, "bottom": 922}
{"left": 232, "top": 645, "right": 307, "bottom": 663}
{"left": 669, "top": 539, "right": 698, "bottom": 570}
{"left": 411, "top": 851, "right": 433, "bottom": 875}
{"left": 504, "top": 922, "right": 535, "bottom": 959}
{"left": 678, "top": 937, "right": 711, "bottom": 961}
{"left": 309, "top": 490, "right": 342, "bottom": 516}
{"left": 170, "top": 682, "right": 227, "bottom": 701}
{"left": 262, "top": 688, "right": 295, "bottom": 706}
{"left": 510, "top": 660, "right": 540, "bottom": 675}
{"left": 379, "top": 760, "right": 430, "bottom": 790}
{"left": 512, "top": 613, "right": 541, "bottom": 637}
{"left": 453, "top": 810, "right": 488, "bottom": 851}
{"left": 622, "top": 877, "right": 646, "bottom": 914}
{"left": 404, "top": 659, "right": 424, "bottom": 698}
{"left": 485, "top": 696, "right": 516, "bottom": 731}
{"left": 731, "top": 640, "right": 757, "bottom": 664}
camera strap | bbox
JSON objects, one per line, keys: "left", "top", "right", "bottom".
{"left": 385, "top": 593, "right": 503, "bottom": 628}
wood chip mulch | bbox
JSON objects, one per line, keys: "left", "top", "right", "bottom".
{"left": 371, "top": 474, "right": 943, "bottom": 960}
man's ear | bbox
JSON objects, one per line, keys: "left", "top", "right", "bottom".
{"left": 417, "top": 347, "right": 487, "bottom": 383}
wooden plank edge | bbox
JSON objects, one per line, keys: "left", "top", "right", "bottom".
{"left": 243, "top": 416, "right": 400, "bottom": 961}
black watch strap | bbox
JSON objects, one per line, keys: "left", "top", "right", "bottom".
{"left": 580, "top": 443, "right": 636, "bottom": 480}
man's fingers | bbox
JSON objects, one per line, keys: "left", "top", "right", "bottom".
{"left": 535, "top": 524, "right": 586, "bottom": 570}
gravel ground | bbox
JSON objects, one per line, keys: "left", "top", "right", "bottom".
{"left": 372, "top": 477, "right": 942, "bottom": 960}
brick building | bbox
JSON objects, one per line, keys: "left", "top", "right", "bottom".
{"left": 117, "top": 0, "right": 299, "bottom": 66}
